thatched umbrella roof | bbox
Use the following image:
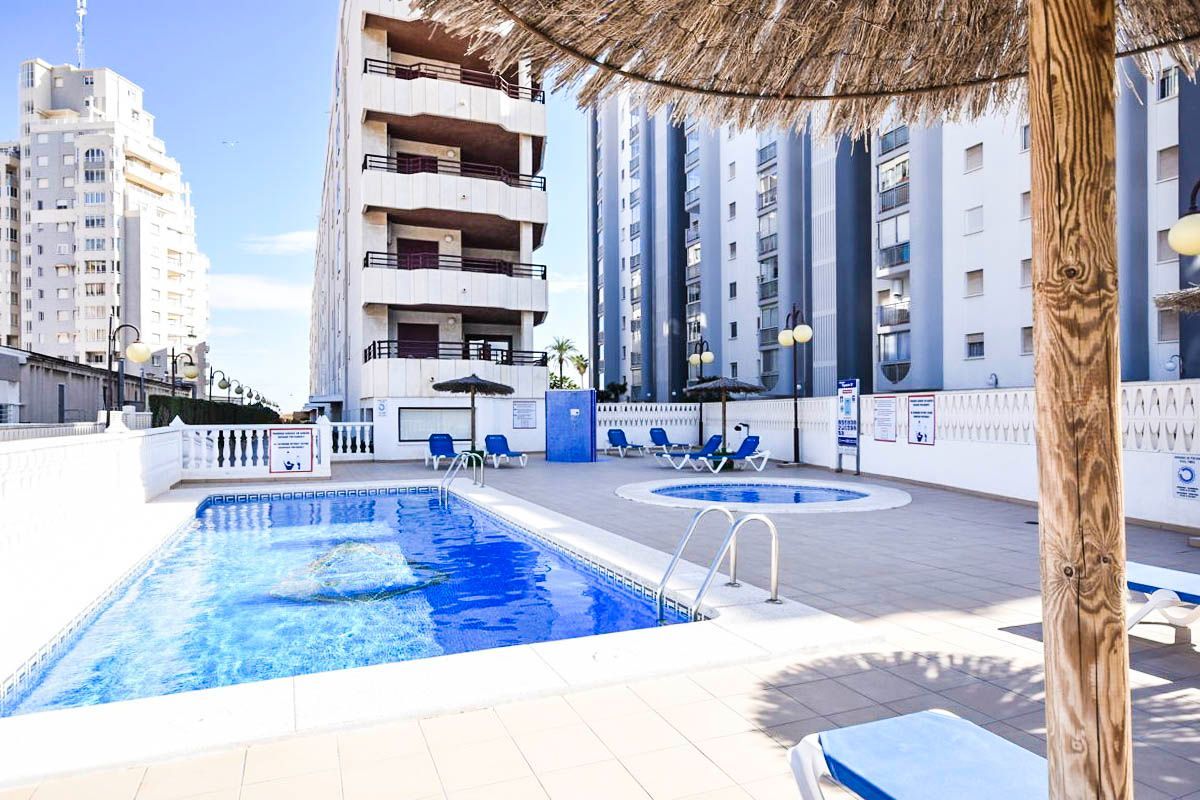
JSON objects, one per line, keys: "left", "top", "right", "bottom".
{"left": 432, "top": 374, "right": 514, "bottom": 451}
{"left": 685, "top": 377, "right": 764, "bottom": 446}
{"left": 412, "top": 0, "right": 1200, "bottom": 136}
{"left": 1154, "top": 286, "right": 1200, "bottom": 313}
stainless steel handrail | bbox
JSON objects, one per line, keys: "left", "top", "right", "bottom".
{"left": 439, "top": 451, "right": 485, "bottom": 504}
{"left": 654, "top": 506, "right": 735, "bottom": 622}
{"left": 692, "top": 513, "right": 782, "bottom": 620}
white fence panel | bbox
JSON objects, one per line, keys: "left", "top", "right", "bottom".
{"left": 597, "top": 403, "right": 700, "bottom": 449}
{"left": 330, "top": 421, "right": 375, "bottom": 461}
{"left": 0, "top": 422, "right": 104, "bottom": 443}
{"left": 176, "top": 417, "right": 332, "bottom": 480}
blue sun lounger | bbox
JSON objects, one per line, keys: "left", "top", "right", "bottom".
{"left": 694, "top": 435, "right": 770, "bottom": 473}
{"left": 789, "top": 709, "right": 1048, "bottom": 800}
{"left": 648, "top": 427, "right": 690, "bottom": 453}
{"left": 605, "top": 428, "right": 647, "bottom": 457}
{"left": 1127, "top": 561, "right": 1200, "bottom": 630}
{"left": 424, "top": 433, "right": 458, "bottom": 469}
{"left": 657, "top": 434, "right": 722, "bottom": 470}
{"left": 484, "top": 435, "right": 528, "bottom": 468}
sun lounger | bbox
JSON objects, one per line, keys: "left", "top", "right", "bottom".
{"left": 605, "top": 428, "right": 647, "bottom": 457}
{"left": 694, "top": 435, "right": 770, "bottom": 473}
{"left": 1126, "top": 561, "right": 1200, "bottom": 630}
{"left": 656, "top": 434, "right": 722, "bottom": 470}
{"left": 484, "top": 434, "right": 528, "bottom": 468}
{"left": 648, "top": 427, "right": 690, "bottom": 454}
{"left": 425, "top": 433, "right": 458, "bottom": 469}
{"left": 788, "top": 709, "right": 1048, "bottom": 800}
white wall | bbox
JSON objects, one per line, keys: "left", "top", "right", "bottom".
{"left": 372, "top": 394, "right": 547, "bottom": 461}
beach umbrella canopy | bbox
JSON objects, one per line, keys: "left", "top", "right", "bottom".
{"left": 431, "top": 374, "right": 514, "bottom": 450}
{"left": 408, "top": 0, "right": 1200, "bottom": 791}
{"left": 1155, "top": 286, "right": 1200, "bottom": 314}
{"left": 685, "top": 377, "right": 764, "bottom": 447}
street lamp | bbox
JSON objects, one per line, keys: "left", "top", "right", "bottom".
{"left": 105, "top": 316, "right": 151, "bottom": 426}
{"left": 209, "top": 368, "right": 228, "bottom": 401}
{"left": 687, "top": 337, "right": 715, "bottom": 442}
{"left": 776, "top": 303, "right": 813, "bottom": 465}
{"left": 169, "top": 349, "right": 198, "bottom": 397}
{"left": 1168, "top": 177, "right": 1200, "bottom": 256}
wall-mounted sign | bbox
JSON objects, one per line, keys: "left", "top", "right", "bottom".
{"left": 1176, "top": 455, "right": 1199, "bottom": 501}
{"left": 512, "top": 400, "right": 538, "bottom": 430}
{"left": 375, "top": 400, "right": 387, "bottom": 418}
{"left": 268, "top": 428, "right": 314, "bottom": 474}
{"left": 907, "top": 394, "right": 936, "bottom": 446}
{"left": 873, "top": 396, "right": 898, "bottom": 442}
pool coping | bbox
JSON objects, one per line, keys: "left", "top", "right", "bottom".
{"left": 614, "top": 476, "right": 913, "bottom": 514}
{"left": 0, "top": 478, "right": 876, "bottom": 788}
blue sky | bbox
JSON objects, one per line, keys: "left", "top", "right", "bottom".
{"left": 0, "top": 1, "right": 589, "bottom": 410}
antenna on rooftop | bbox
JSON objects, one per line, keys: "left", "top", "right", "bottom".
{"left": 75, "top": 0, "right": 87, "bottom": 68}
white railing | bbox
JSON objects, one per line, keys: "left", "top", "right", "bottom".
{"left": 175, "top": 417, "right": 332, "bottom": 480}
{"left": 0, "top": 422, "right": 105, "bottom": 442}
{"left": 96, "top": 408, "right": 154, "bottom": 431}
{"left": 597, "top": 403, "right": 700, "bottom": 447}
{"left": 330, "top": 421, "right": 375, "bottom": 461}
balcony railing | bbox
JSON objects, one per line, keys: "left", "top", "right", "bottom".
{"left": 757, "top": 233, "right": 778, "bottom": 255}
{"left": 629, "top": 254, "right": 641, "bottom": 272}
{"left": 363, "top": 154, "right": 546, "bottom": 190}
{"left": 364, "top": 340, "right": 549, "bottom": 365}
{"left": 685, "top": 148, "right": 700, "bottom": 168}
{"left": 686, "top": 300, "right": 702, "bottom": 318}
{"left": 758, "top": 327, "right": 779, "bottom": 346}
{"left": 757, "top": 142, "right": 777, "bottom": 165}
{"left": 878, "top": 126, "right": 910, "bottom": 155}
{"left": 686, "top": 263, "right": 701, "bottom": 281}
{"left": 879, "top": 182, "right": 910, "bottom": 212}
{"left": 363, "top": 58, "right": 545, "bottom": 102}
{"left": 630, "top": 352, "right": 642, "bottom": 368}
{"left": 756, "top": 188, "right": 777, "bottom": 210}
{"left": 363, "top": 251, "right": 546, "bottom": 279}
{"left": 878, "top": 242, "right": 911, "bottom": 270}
{"left": 877, "top": 300, "right": 911, "bottom": 327}
{"left": 684, "top": 187, "right": 700, "bottom": 207}
{"left": 686, "top": 223, "right": 701, "bottom": 244}
{"left": 758, "top": 278, "right": 778, "bottom": 301}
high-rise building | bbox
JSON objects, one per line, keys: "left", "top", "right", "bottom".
{"left": 1, "top": 142, "right": 19, "bottom": 348}
{"left": 309, "top": 2, "right": 549, "bottom": 423}
{"left": 16, "top": 59, "right": 209, "bottom": 381}
{"left": 588, "top": 98, "right": 873, "bottom": 401}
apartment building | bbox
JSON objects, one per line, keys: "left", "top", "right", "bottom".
{"left": 588, "top": 98, "right": 873, "bottom": 401}
{"left": 1, "top": 143, "right": 19, "bottom": 348}
{"left": 309, "top": 1, "right": 549, "bottom": 427}
{"left": 16, "top": 59, "right": 209, "bottom": 381}
{"left": 870, "top": 62, "right": 1199, "bottom": 391}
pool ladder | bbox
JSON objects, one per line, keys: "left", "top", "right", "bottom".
{"left": 655, "top": 506, "right": 782, "bottom": 622}
{"left": 439, "top": 452, "right": 484, "bottom": 504}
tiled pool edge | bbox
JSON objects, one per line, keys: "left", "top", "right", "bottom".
{"left": 0, "top": 478, "right": 877, "bottom": 788}
{"left": 615, "top": 476, "right": 913, "bottom": 514}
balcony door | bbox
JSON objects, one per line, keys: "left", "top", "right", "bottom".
{"left": 395, "top": 322, "right": 439, "bottom": 359}
{"left": 396, "top": 238, "right": 438, "bottom": 270}
{"left": 466, "top": 335, "right": 513, "bottom": 363}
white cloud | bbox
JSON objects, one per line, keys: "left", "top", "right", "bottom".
{"left": 549, "top": 277, "right": 587, "bottom": 294}
{"left": 241, "top": 230, "right": 317, "bottom": 256}
{"left": 210, "top": 274, "right": 310, "bottom": 312}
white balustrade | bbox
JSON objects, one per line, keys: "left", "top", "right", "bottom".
{"left": 0, "top": 422, "right": 105, "bottom": 442}
{"left": 174, "top": 416, "right": 332, "bottom": 479}
{"left": 330, "top": 421, "right": 375, "bottom": 461}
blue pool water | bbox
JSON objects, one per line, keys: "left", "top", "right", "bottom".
{"left": 5, "top": 492, "right": 682, "bottom": 716}
{"left": 653, "top": 482, "right": 867, "bottom": 504}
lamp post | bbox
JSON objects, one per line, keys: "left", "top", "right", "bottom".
{"left": 169, "top": 349, "right": 199, "bottom": 398}
{"left": 1168, "top": 177, "right": 1200, "bottom": 256}
{"left": 105, "top": 316, "right": 151, "bottom": 426}
{"left": 229, "top": 380, "right": 243, "bottom": 404}
{"left": 776, "top": 303, "right": 814, "bottom": 465}
{"left": 687, "top": 337, "right": 714, "bottom": 443}
{"left": 208, "top": 368, "right": 228, "bottom": 401}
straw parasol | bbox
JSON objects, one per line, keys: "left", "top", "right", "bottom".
{"left": 411, "top": 0, "right": 1200, "bottom": 793}
{"left": 1154, "top": 286, "right": 1200, "bottom": 313}
{"left": 685, "top": 377, "right": 764, "bottom": 448}
{"left": 431, "top": 374, "right": 513, "bottom": 451}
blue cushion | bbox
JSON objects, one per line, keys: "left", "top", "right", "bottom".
{"left": 819, "top": 711, "right": 1047, "bottom": 800}
{"left": 1127, "top": 561, "right": 1200, "bottom": 605}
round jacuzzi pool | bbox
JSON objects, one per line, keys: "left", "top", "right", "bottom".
{"left": 615, "top": 478, "right": 911, "bottom": 514}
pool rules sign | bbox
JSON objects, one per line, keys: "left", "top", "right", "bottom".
{"left": 835, "top": 378, "right": 860, "bottom": 475}
{"left": 268, "top": 427, "right": 315, "bottom": 474}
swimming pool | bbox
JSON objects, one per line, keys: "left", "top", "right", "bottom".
{"left": 616, "top": 478, "right": 913, "bottom": 514}
{"left": 4, "top": 491, "right": 684, "bottom": 717}
{"left": 653, "top": 483, "right": 867, "bottom": 504}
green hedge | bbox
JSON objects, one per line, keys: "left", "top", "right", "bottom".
{"left": 150, "top": 395, "right": 281, "bottom": 427}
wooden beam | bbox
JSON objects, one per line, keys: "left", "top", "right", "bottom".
{"left": 1027, "top": 0, "right": 1133, "bottom": 796}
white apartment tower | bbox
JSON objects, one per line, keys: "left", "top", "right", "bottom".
{"left": 1, "top": 142, "right": 19, "bottom": 347}
{"left": 310, "top": 2, "right": 549, "bottom": 423}
{"left": 17, "top": 59, "right": 209, "bottom": 377}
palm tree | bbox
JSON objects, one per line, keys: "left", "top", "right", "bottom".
{"left": 570, "top": 354, "right": 589, "bottom": 385}
{"left": 548, "top": 337, "right": 576, "bottom": 381}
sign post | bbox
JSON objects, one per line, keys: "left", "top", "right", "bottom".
{"left": 835, "top": 378, "right": 860, "bottom": 475}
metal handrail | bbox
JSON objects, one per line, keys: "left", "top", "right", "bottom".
{"left": 363, "top": 58, "right": 545, "bottom": 102}
{"left": 655, "top": 506, "right": 735, "bottom": 622}
{"left": 439, "top": 451, "right": 485, "bottom": 504}
{"left": 363, "top": 340, "right": 550, "bottom": 366}
{"left": 362, "top": 154, "right": 546, "bottom": 190}
{"left": 692, "top": 513, "right": 782, "bottom": 620}
{"left": 363, "top": 251, "right": 547, "bottom": 279}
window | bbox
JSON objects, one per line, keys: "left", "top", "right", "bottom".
{"left": 1020, "top": 258, "right": 1033, "bottom": 287}
{"left": 878, "top": 154, "right": 910, "bottom": 190}
{"left": 964, "top": 143, "right": 984, "bottom": 172}
{"left": 62, "top": 177, "right": 74, "bottom": 188}
{"left": 85, "top": 215, "right": 105, "bottom": 229}
{"left": 55, "top": 243, "right": 69, "bottom": 255}
{"left": 730, "top": 362, "right": 738, "bottom": 378}
{"left": 84, "top": 192, "right": 105, "bottom": 205}
{"left": 964, "top": 205, "right": 984, "bottom": 234}
{"left": 1019, "top": 191, "right": 1031, "bottom": 219}
{"left": 966, "top": 332, "right": 985, "bottom": 359}
{"left": 965, "top": 269, "right": 985, "bottom": 296}
{"left": 36, "top": 178, "right": 48, "bottom": 189}
{"left": 84, "top": 238, "right": 105, "bottom": 251}
{"left": 730, "top": 321, "right": 738, "bottom": 338}
{"left": 878, "top": 126, "right": 909, "bottom": 154}
{"left": 761, "top": 348, "right": 778, "bottom": 374}
{"left": 878, "top": 331, "right": 911, "bottom": 363}
{"left": 728, "top": 202, "right": 736, "bottom": 220}
{"left": 728, "top": 162, "right": 736, "bottom": 180}
{"left": 56, "top": 288, "right": 70, "bottom": 299}
{"left": 83, "top": 73, "right": 94, "bottom": 86}
{"left": 1157, "top": 146, "right": 1179, "bottom": 181}
{"left": 83, "top": 148, "right": 105, "bottom": 164}
{"left": 728, "top": 242, "right": 737, "bottom": 259}
{"left": 728, "top": 281, "right": 737, "bottom": 299}
{"left": 83, "top": 169, "right": 106, "bottom": 183}
{"left": 1159, "top": 66, "right": 1180, "bottom": 100}
{"left": 1157, "top": 229, "right": 1177, "bottom": 262}
{"left": 36, "top": 156, "right": 48, "bottom": 167}
{"left": 877, "top": 212, "right": 911, "bottom": 247}
{"left": 1158, "top": 310, "right": 1179, "bottom": 342}
{"left": 1021, "top": 326, "right": 1034, "bottom": 355}
{"left": 21, "top": 63, "right": 34, "bottom": 88}
{"left": 84, "top": 283, "right": 106, "bottom": 296}
{"left": 1020, "top": 124, "right": 1031, "bottom": 152}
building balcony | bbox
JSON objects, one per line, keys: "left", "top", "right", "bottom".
{"left": 364, "top": 58, "right": 544, "bottom": 102}
{"left": 686, "top": 263, "right": 701, "bottom": 281}
{"left": 757, "top": 233, "right": 778, "bottom": 256}
{"left": 877, "top": 242, "right": 911, "bottom": 273}
{"left": 757, "top": 142, "right": 778, "bottom": 166}
{"left": 685, "top": 223, "right": 701, "bottom": 244}
{"left": 364, "top": 251, "right": 546, "bottom": 278}
{"left": 364, "top": 155, "right": 545, "bottom": 189}
{"left": 364, "top": 340, "right": 548, "bottom": 365}
{"left": 629, "top": 254, "right": 641, "bottom": 272}
{"left": 361, "top": 348, "right": 548, "bottom": 399}
{"left": 685, "top": 149, "right": 700, "bottom": 169}
{"left": 756, "top": 188, "right": 777, "bottom": 210}
{"left": 879, "top": 182, "right": 910, "bottom": 212}
{"left": 686, "top": 300, "right": 701, "bottom": 319}
{"left": 360, "top": 256, "right": 547, "bottom": 318}
{"left": 878, "top": 126, "right": 910, "bottom": 155}
{"left": 758, "top": 278, "right": 778, "bottom": 301}
{"left": 877, "top": 300, "right": 911, "bottom": 327}
{"left": 758, "top": 327, "right": 779, "bottom": 346}
{"left": 684, "top": 187, "right": 700, "bottom": 208}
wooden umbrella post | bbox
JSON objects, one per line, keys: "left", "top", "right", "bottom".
{"left": 470, "top": 386, "right": 477, "bottom": 452}
{"left": 1027, "top": 0, "right": 1132, "bottom": 795}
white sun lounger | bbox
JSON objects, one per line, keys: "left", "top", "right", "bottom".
{"left": 1127, "top": 561, "right": 1200, "bottom": 630}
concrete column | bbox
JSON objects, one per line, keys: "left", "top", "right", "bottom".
{"left": 363, "top": 26, "right": 388, "bottom": 61}
{"left": 364, "top": 210, "right": 389, "bottom": 253}
{"left": 520, "top": 221, "right": 533, "bottom": 263}
{"left": 519, "top": 134, "right": 533, "bottom": 175}
{"left": 520, "top": 311, "right": 535, "bottom": 350}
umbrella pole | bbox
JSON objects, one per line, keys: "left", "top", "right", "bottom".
{"left": 470, "top": 387, "right": 476, "bottom": 452}
{"left": 1028, "top": 0, "right": 1131, "bottom": 795}
{"left": 721, "top": 390, "right": 727, "bottom": 448}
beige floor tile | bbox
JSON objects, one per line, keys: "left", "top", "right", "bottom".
{"left": 446, "top": 775, "right": 549, "bottom": 799}
{"left": 431, "top": 737, "right": 533, "bottom": 793}
{"left": 170, "top": 791, "right": 239, "bottom": 800}
{"left": 239, "top": 770, "right": 343, "bottom": 800}
{"left": 586, "top": 709, "right": 691, "bottom": 757}
{"left": 630, "top": 676, "right": 713, "bottom": 709}
{"left": 421, "top": 709, "right": 509, "bottom": 750}
{"left": 620, "top": 744, "right": 736, "bottom": 799}
{"left": 513, "top": 722, "right": 612, "bottom": 773}
{"left": 340, "top": 752, "right": 442, "bottom": 800}
{"left": 0, "top": 788, "right": 34, "bottom": 800}
{"left": 564, "top": 686, "right": 652, "bottom": 722}
{"left": 694, "top": 731, "right": 789, "bottom": 784}
{"left": 244, "top": 734, "right": 340, "bottom": 784}
{"left": 740, "top": 773, "right": 805, "bottom": 800}
{"left": 495, "top": 696, "right": 583, "bottom": 735}
{"left": 31, "top": 767, "right": 145, "bottom": 800}
{"left": 679, "top": 788, "right": 752, "bottom": 800}
{"left": 689, "top": 666, "right": 772, "bottom": 698}
{"left": 338, "top": 720, "right": 429, "bottom": 769}
{"left": 719, "top": 690, "right": 820, "bottom": 729}
{"left": 658, "top": 699, "right": 757, "bottom": 741}
{"left": 137, "top": 750, "right": 245, "bottom": 800}
{"left": 538, "top": 760, "right": 651, "bottom": 800}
